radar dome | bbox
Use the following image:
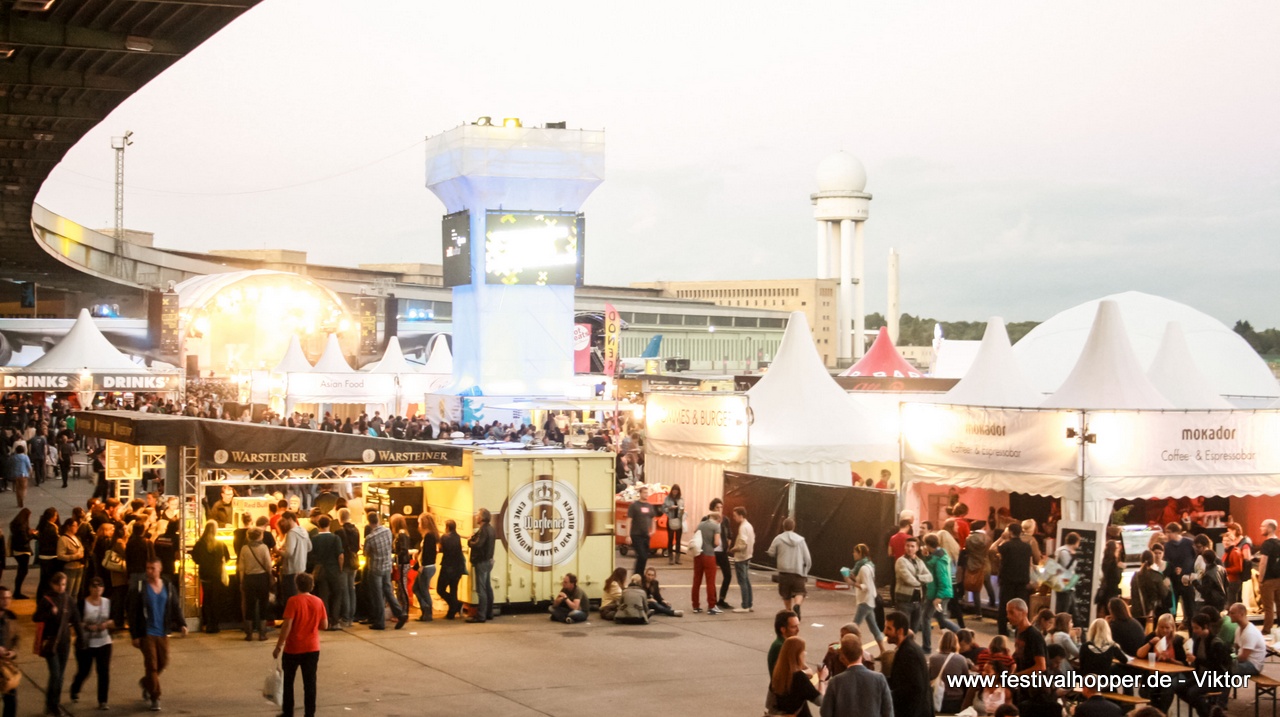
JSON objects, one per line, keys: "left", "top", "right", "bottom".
{"left": 815, "top": 151, "right": 867, "bottom": 193}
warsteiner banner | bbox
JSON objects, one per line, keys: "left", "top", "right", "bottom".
{"left": 75, "top": 411, "right": 463, "bottom": 470}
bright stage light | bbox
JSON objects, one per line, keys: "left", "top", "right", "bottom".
{"left": 502, "top": 117, "right": 522, "bottom": 128}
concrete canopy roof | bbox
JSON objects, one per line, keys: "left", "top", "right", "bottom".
{"left": 0, "top": 0, "right": 261, "bottom": 295}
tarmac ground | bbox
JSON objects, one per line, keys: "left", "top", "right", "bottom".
{"left": 1, "top": 477, "right": 1277, "bottom": 716}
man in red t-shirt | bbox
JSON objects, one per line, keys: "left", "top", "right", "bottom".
{"left": 274, "top": 573, "right": 328, "bottom": 717}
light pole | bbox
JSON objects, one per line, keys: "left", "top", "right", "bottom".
{"left": 110, "top": 131, "right": 133, "bottom": 278}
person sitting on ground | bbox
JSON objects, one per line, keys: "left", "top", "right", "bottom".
{"left": 821, "top": 623, "right": 862, "bottom": 678}
{"left": 769, "top": 635, "right": 826, "bottom": 717}
{"left": 599, "top": 567, "right": 626, "bottom": 621}
{"left": 614, "top": 574, "right": 650, "bottom": 624}
{"left": 640, "top": 567, "right": 683, "bottom": 617}
{"left": 929, "top": 629, "right": 973, "bottom": 714}
{"left": 550, "top": 573, "right": 588, "bottom": 624}
{"left": 1079, "top": 617, "right": 1128, "bottom": 679}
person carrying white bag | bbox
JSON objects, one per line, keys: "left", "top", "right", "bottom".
{"left": 271, "top": 573, "right": 328, "bottom": 717}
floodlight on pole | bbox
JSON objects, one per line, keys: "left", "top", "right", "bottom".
{"left": 110, "top": 131, "right": 133, "bottom": 276}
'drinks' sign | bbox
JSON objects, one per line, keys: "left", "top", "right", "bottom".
{"left": 0, "top": 373, "right": 178, "bottom": 391}
{"left": 501, "top": 478, "right": 583, "bottom": 570}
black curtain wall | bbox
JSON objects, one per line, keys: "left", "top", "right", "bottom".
{"left": 723, "top": 471, "right": 897, "bottom": 583}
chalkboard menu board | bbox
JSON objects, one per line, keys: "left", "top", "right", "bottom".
{"left": 1058, "top": 521, "right": 1105, "bottom": 628}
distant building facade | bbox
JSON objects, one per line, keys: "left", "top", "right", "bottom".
{"left": 631, "top": 279, "right": 839, "bottom": 367}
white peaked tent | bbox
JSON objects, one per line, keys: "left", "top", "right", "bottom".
{"left": 1014, "top": 291, "right": 1277, "bottom": 400}
{"left": 27, "top": 309, "right": 142, "bottom": 372}
{"left": 1147, "top": 322, "right": 1233, "bottom": 409}
{"left": 944, "top": 317, "right": 1043, "bottom": 407}
{"left": 747, "top": 312, "right": 891, "bottom": 484}
{"left": 1041, "top": 301, "right": 1173, "bottom": 410}
{"left": 311, "top": 334, "right": 354, "bottom": 373}
{"left": 364, "top": 336, "right": 413, "bottom": 374}
{"left": 273, "top": 335, "right": 312, "bottom": 373}
{"left": 421, "top": 337, "right": 452, "bottom": 375}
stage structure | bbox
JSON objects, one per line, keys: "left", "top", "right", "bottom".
{"left": 425, "top": 120, "right": 604, "bottom": 396}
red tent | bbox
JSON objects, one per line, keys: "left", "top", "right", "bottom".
{"left": 839, "top": 327, "right": 922, "bottom": 378}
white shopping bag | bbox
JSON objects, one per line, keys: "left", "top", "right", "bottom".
{"left": 263, "top": 659, "right": 283, "bottom": 705}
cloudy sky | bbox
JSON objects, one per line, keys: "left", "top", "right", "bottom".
{"left": 36, "top": 1, "right": 1280, "bottom": 326}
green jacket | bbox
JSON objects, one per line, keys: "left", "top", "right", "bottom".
{"left": 925, "top": 550, "right": 954, "bottom": 600}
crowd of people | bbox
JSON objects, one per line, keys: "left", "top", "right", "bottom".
{"left": 760, "top": 503, "right": 1280, "bottom": 717}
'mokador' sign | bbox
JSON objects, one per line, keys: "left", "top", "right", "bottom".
{"left": 1085, "top": 411, "right": 1280, "bottom": 477}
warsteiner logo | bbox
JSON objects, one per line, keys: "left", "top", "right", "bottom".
{"left": 501, "top": 478, "right": 582, "bottom": 570}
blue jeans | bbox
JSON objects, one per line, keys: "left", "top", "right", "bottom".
{"left": 551, "top": 606, "right": 587, "bottom": 623}
{"left": 472, "top": 559, "right": 494, "bottom": 621}
{"left": 342, "top": 570, "right": 356, "bottom": 624}
{"left": 413, "top": 564, "right": 436, "bottom": 620}
{"left": 924, "top": 598, "right": 961, "bottom": 651}
{"left": 734, "top": 561, "right": 753, "bottom": 609}
{"left": 854, "top": 602, "right": 885, "bottom": 643}
{"left": 1236, "top": 661, "right": 1262, "bottom": 677}
{"left": 367, "top": 569, "right": 404, "bottom": 627}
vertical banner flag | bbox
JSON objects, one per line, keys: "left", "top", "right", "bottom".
{"left": 603, "top": 304, "right": 620, "bottom": 376}
{"left": 573, "top": 323, "right": 592, "bottom": 373}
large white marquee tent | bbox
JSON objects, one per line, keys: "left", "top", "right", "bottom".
{"left": 904, "top": 299, "right": 1280, "bottom": 525}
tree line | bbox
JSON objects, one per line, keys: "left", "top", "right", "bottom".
{"left": 864, "top": 313, "right": 1041, "bottom": 346}
{"left": 862, "top": 314, "right": 1278, "bottom": 361}
{"left": 1233, "top": 321, "right": 1280, "bottom": 358}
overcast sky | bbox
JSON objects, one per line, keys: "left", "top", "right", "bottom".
{"left": 36, "top": 1, "right": 1280, "bottom": 326}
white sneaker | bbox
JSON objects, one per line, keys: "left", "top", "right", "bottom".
{"left": 732, "top": 607, "right": 750, "bottom": 613}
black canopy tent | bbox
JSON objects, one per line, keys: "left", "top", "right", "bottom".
{"left": 76, "top": 410, "right": 469, "bottom": 621}
{"left": 75, "top": 411, "right": 465, "bottom": 471}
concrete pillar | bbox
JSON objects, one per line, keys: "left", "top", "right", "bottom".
{"left": 816, "top": 220, "right": 829, "bottom": 279}
{"left": 828, "top": 222, "right": 840, "bottom": 282}
{"left": 839, "top": 219, "right": 854, "bottom": 361}
{"left": 887, "top": 248, "right": 900, "bottom": 345}
{"left": 853, "top": 220, "right": 866, "bottom": 359}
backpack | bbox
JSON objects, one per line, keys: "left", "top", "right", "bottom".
{"left": 688, "top": 528, "right": 703, "bottom": 557}
{"left": 339, "top": 523, "right": 360, "bottom": 567}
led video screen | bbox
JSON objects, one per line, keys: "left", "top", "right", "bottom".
{"left": 441, "top": 210, "right": 472, "bottom": 288}
{"left": 484, "top": 210, "right": 584, "bottom": 286}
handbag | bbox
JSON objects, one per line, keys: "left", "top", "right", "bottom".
{"left": 932, "top": 651, "right": 958, "bottom": 710}
{"left": 102, "top": 550, "right": 126, "bottom": 574}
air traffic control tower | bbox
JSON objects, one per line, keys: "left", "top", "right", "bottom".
{"left": 424, "top": 120, "right": 604, "bottom": 396}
